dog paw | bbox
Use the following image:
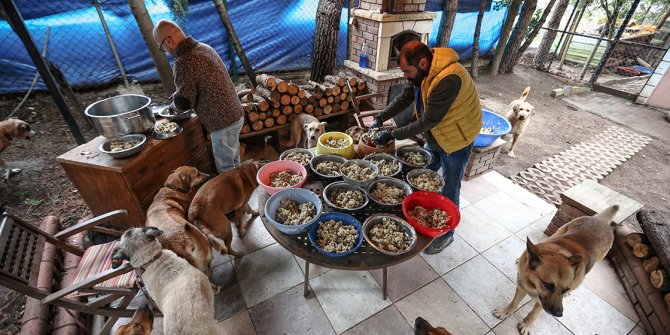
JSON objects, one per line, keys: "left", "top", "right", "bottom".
{"left": 493, "top": 308, "right": 512, "bottom": 320}
{"left": 518, "top": 320, "right": 533, "bottom": 335}
{"left": 238, "top": 229, "right": 247, "bottom": 237}
{"left": 507, "top": 151, "right": 516, "bottom": 158}
{"left": 211, "top": 284, "right": 221, "bottom": 295}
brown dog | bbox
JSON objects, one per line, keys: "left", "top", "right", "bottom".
{"left": 188, "top": 162, "right": 261, "bottom": 257}
{"left": 493, "top": 205, "right": 620, "bottom": 335}
{"left": 115, "top": 304, "right": 154, "bottom": 335}
{"left": 0, "top": 118, "right": 36, "bottom": 180}
{"left": 289, "top": 113, "right": 326, "bottom": 149}
{"left": 414, "top": 317, "right": 453, "bottom": 335}
{"left": 240, "top": 135, "right": 279, "bottom": 163}
{"left": 145, "top": 166, "right": 217, "bottom": 290}
{"left": 502, "top": 86, "right": 535, "bottom": 158}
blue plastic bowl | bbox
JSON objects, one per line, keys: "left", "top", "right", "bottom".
{"left": 308, "top": 212, "right": 363, "bottom": 258}
{"left": 264, "top": 188, "right": 322, "bottom": 235}
{"left": 474, "top": 109, "right": 512, "bottom": 147}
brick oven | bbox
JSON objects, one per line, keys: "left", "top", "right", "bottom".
{"left": 344, "top": 0, "right": 436, "bottom": 110}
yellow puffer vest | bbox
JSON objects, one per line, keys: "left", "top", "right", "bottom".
{"left": 419, "top": 48, "right": 482, "bottom": 154}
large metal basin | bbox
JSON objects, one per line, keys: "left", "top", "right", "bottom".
{"left": 85, "top": 94, "right": 155, "bottom": 138}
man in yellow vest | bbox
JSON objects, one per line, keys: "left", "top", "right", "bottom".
{"left": 372, "top": 41, "right": 482, "bottom": 254}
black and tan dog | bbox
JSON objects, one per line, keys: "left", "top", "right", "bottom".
{"left": 0, "top": 118, "right": 35, "bottom": 180}
{"left": 114, "top": 304, "right": 154, "bottom": 335}
{"left": 493, "top": 205, "right": 620, "bottom": 335}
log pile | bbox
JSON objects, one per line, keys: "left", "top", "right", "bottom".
{"left": 236, "top": 73, "right": 366, "bottom": 135}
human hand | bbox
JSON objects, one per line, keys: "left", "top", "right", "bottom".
{"left": 373, "top": 130, "right": 394, "bottom": 145}
{"left": 370, "top": 116, "right": 383, "bottom": 129}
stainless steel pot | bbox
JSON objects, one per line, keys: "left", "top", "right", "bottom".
{"left": 85, "top": 94, "right": 155, "bottom": 138}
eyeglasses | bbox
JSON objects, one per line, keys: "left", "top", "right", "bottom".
{"left": 158, "top": 38, "right": 166, "bottom": 52}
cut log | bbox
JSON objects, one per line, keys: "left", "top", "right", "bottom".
{"left": 280, "top": 94, "right": 291, "bottom": 106}
{"left": 297, "top": 89, "right": 306, "bottom": 99}
{"left": 323, "top": 104, "right": 333, "bottom": 114}
{"left": 258, "top": 112, "right": 267, "bottom": 121}
{"left": 282, "top": 105, "right": 293, "bottom": 115}
{"left": 327, "top": 96, "right": 334, "bottom": 104}
{"left": 287, "top": 82, "right": 299, "bottom": 95}
{"left": 237, "top": 89, "right": 254, "bottom": 102}
{"left": 256, "top": 86, "right": 280, "bottom": 104}
{"left": 272, "top": 101, "right": 281, "bottom": 109}
{"left": 318, "top": 98, "right": 328, "bottom": 107}
{"left": 251, "top": 120, "right": 264, "bottom": 131}
{"left": 643, "top": 256, "right": 660, "bottom": 273}
{"left": 324, "top": 83, "right": 341, "bottom": 96}
{"left": 293, "top": 104, "right": 303, "bottom": 114}
{"left": 241, "top": 123, "right": 251, "bottom": 134}
{"left": 637, "top": 209, "right": 670, "bottom": 275}
{"left": 633, "top": 243, "right": 655, "bottom": 258}
{"left": 256, "top": 100, "right": 270, "bottom": 112}
{"left": 325, "top": 75, "right": 346, "bottom": 87}
{"left": 264, "top": 117, "right": 275, "bottom": 128}
{"left": 291, "top": 96, "right": 301, "bottom": 105}
{"left": 314, "top": 107, "right": 323, "bottom": 117}
{"left": 339, "top": 92, "right": 348, "bottom": 101}
{"left": 241, "top": 103, "right": 256, "bottom": 113}
{"left": 341, "top": 84, "right": 350, "bottom": 93}
{"left": 276, "top": 114, "right": 287, "bottom": 125}
{"left": 305, "top": 104, "right": 314, "bottom": 114}
{"left": 256, "top": 74, "right": 277, "bottom": 91}
{"left": 333, "top": 96, "right": 341, "bottom": 104}
{"left": 356, "top": 80, "right": 366, "bottom": 91}
{"left": 300, "top": 97, "right": 309, "bottom": 106}
{"left": 246, "top": 111, "right": 259, "bottom": 123}
{"left": 300, "top": 83, "right": 322, "bottom": 94}
{"left": 288, "top": 114, "right": 296, "bottom": 121}
{"left": 332, "top": 103, "right": 341, "bottom": 113}
{"left": 275, "top": 78, "right": 288, "bottom": 93}
{"left": 626, "top": 233, "right": 649, "bottom": 248}
{"left": 308, "top": 81, "right": 331, "bottom": 96}
{"left": 271, "top": 109, "right": 281, "bottom": 118}
{"left": 650, "top": 269, "right": 670, "bottom": 292}
{"left": 340, "top": 100, "right": 350, "bottom": 110}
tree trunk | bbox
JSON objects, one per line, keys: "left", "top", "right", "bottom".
{"left": 500, "top": 0, "right": 539, "bottom": 74}
{"left": 637, "top": 209, "right": 670, "bottom": 275}
{"left": 212, "top": 0, "right": 257, "bottom": 87}
{"left": 491, "top": 0, "right": 523, "bottom": 75}
{"left": 517, "top": 0, "right": 558, "bottom": 62}
{"left": 127, "top": 0, "right": 175, "bottom": 94}
{"left": 439, "top": 0, "right": 459, "bottom": 47}
{"left": 657, "top": 5, "right": 670, "bottom": 28}
{"left": 532, "top": 0, "right": 570, "bottom": 69}
{"left": 311, "top": 0, "right": 344, "bottom": 82}
{"left": 558, "top": 0, "right": 587, "bottom": 70}
{"left": 471, "top": 0, "right": 488, "bottom": 78}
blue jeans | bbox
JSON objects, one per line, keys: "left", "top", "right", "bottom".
{"left": 424, "top": 141, "right": 474, "bottom": 238}
{"left": 211, "top": 116, "right": 244, "bottom": 173}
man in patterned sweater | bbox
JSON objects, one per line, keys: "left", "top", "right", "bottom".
{"left": 153, "top": 20, "right": 244, "bottom": 173}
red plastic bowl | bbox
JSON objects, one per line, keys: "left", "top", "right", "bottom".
{"left": 402, "top": 191, "right": 461, "bottom": 237}
{"left": 256, "top": 160, "right": 307, "bottom": 195}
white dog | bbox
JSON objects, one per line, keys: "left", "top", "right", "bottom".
{"left": 112, "top": 227, "right": 222, "bottom": 335}
{"left": 289, "top": 114, "right": 326, "bottom": 149}
{"left": 502, "top": 86, "right": 535, "bottom": 158}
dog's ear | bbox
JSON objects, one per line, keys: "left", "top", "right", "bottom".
{"left": 567, "top": 254, "right": 582, "bottom": 271}
{"left": 531, "top": 106, "right": 536, "bottom": 116}
{"left": 143, "top": 227, "right": 163, "bottom": 240}
{"left": 526, "top": 237, "right": 542, "bottom": 270}
{"left": 17, "top": 122, "right": 30, "bottom": 131}
{"left": 512, "top": 104, "right": 520, "bottom": 113}
{"left": 111, "top": 246, "right": 128, "bottom": 269}
{"left": 303, "top": 123, "right": 311, "bottom": 132}
{"left": 319, "top": 122, "right": 327, "bottom": 131}
{"left": 164, "top": 169, "right": 189, "bottom": 193}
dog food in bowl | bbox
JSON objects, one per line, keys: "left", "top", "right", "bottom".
{"left": 275, "top": 199, "right": 316, "bottom": 225}
{"left": 369, "top": 182, "right": 405, "bottom": 205}
{"left": 408, "top": 206, "right": 450, "bottom": 229}
{"left": 368, "top": 217, "right": 412, "bottom": 253}
{"left": 316, "top": 160, "right": 343, "bottom": 177}
{"left": 341, "top": 162, "right": 377, "bottom": 181}
{"left": 270, "top": 170, "right": 303, "bottom": 188}
{"left": 361, "top": 129, "right": 393, "bottom": 148}
{"left": 408, "top": 170, "right": 444, "bottom": 193}
{"left": 109, "top": 139, "right": 140, "bottom": 152}
{"left": 282, "top": 151, "right": 312, "bottom": 165}
{"left": 368, "top": 158, "right": 400, "bottom": 176}
{"left": 402, "top": 151, "right": 428, "bottom": 166}
{"left": 330, "top": 189, "right": 366, "bottom": 209}
{"left": 316, "top": 219, "right": 359, "bottom": 253}
{"left": 480, "top": 127, "right": 494, "bottom": 134}
{"left": 154, "top": 121, "right": 179, "bottom": 134}
{"left": 324, "top": 138, "right": 351, "bottom": 149}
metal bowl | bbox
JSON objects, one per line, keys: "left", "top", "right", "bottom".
{"left": 152, "top": 122, "right": 183, "bottom": 140}
{"left": 157, "top": 106, "right": 193, "bottom": 122}
{"left": 85, "top": 94, "right": 155, "bottom": 138}
{"left": 99, "top": 134, "right": 147, "bottom": 159}
{"left": 366, "top": 177, "right": 413, "bottom": 209}
{"left": 363, "top": 214, "right": 417, "bottom": 256}
{"left": 363, "top": 153, "right": 402, "bottom": 178}
{"left": 395, "top": 146, "right": 433, "bottom": 169}
{"left": 322, "top": 181, "right": 368, "bottom": 213}
{"left": 340, "top": 159, "right": 379, "bottom": 189}
{"left": 406, "top": 168, "right": 444, "bottom": 193}
{"left": 310, "top": 154, "right": 348, "bottom": 180}
{"left": 279, "top": 148, "right": 314, "bottom": 166}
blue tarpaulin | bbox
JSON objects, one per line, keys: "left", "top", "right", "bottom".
{"left": 0, "top": 0, "right": 505, "bottom": 94}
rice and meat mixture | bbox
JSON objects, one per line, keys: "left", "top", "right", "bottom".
{"left": 274, "top": 199, "right": 316, "bottom": 225}
{"left": 409, "top": 173, "right": 443, "bottom": 192}
{"left": 329, "top": 189, "right": 365, "bottom": 209}
{"left": 408, "top": 206, "right": 449, "bottom": 229}
{"left": 369, "top": 182, "right": 405, "bottom": 204}
{"left": 341, "top": 163, "right": 377, "bottom": 181}
{"left": 269, "top": 170, "right": 302, "bottom": 188}
{"left": 283, "top": 151, "right": 311, "bottom": 165}
{"left": 317, "top": 219, "right": 359, "bottom": 253}
{"left": 402, "top": 151, "right": 428, "bottom": 166}
{"left": 324, "top": 138, "right": 350, "bottom": 148}
{"left": 109, "top": 139, "right": 139, "bottom": 152}
{"left": 361, "top": 129, "right": 392, "bottom": 147}
{"left": 154, "top": 121, "right": 178, "bottom": 134}
{"left": 369, "top": 158, "right": 399, "bottom": 176}
{"left": 315, "top": 160, "right": 343, "bottom": 176}
{"left": 369, "top": 217, "right": 411, "bottom": 252}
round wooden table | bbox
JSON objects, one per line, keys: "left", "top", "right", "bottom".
{"left": 258, "top": 177, "right": 434, "bottom": 300}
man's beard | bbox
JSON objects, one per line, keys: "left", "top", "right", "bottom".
{"left": 409, "top": 67, "right": 429, "bottom": 87}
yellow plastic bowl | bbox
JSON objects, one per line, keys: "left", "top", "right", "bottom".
{"left": 315, "top": 132, "right": 355, "bottom": 159}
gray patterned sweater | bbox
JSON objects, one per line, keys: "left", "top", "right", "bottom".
{"left": 173, "top": 36, "right": 243, "bottom": 132}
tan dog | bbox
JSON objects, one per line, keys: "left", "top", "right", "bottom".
{"left": 145, "top": 166, "right": 218, "bottom": 291}
{"left": 345, "top": 126, "right": 366, "bottom": 143}
{"left": 502, "top": 86, "right": 535, "bottom": 158}
{"left": 240, "top": 135, "right": 279, "bottom": 163}
{"left": 114, "top": 304, "right": 154, "bottom": 335}
{"left": 112, "top": 227, "right": 222, "bottom": 335}
{"left": 0, "top": 118, "right": 36, "bottom": 180}
{"left": 188, "top": 162, "right": 261, "bottom": 257}
{"left": 414, "top": 317, "right": 453, "bottom": 335}
{"left": 289, "top": 113, "right": 326, "bottom": 149}
{"left": 493, "top": 205, "right": 620, "bottom": 335}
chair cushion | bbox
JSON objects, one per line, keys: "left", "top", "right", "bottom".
{"left": 72, "top": 240, "right": 135, "bottom": 289}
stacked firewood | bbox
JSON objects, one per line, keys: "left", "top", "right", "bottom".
{"left": 237, "top": 73, "right": 367, "bottom": 134}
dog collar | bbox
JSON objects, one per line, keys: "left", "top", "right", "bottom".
{"left": 134, "top": 251, "right": 163, "bottom": 276}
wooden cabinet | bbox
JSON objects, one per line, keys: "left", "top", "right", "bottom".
{"left": 57, "top": 116, "right": 214, "bottom": 228}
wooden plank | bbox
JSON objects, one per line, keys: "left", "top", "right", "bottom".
{"left": 560, "top": 180, "right": 643, "bottom": 224}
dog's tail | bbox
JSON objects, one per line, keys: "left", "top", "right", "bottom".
{"left": 184, "top": 223, "right": 212, "bottom": 262}
{"left": 595, "top": 205, "right": 620, "bottom": 226}
{"left": 191, "top": 218, "right": 229, "bottom": 254}
{"left": 263, "top": 135, "right": 272, "bottom": 146}
{"left": 519, "top": 86, "right": 531, "bottom": 102}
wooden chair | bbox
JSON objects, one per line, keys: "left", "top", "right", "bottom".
{"left": 0, "top": 209, "right": 147, "bottom": 334}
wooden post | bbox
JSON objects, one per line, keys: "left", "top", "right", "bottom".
{"left": 212, "top": 0, "right": 257, "bottom": 87}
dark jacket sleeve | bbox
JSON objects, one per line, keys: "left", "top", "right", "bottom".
{"left": 379, "top": 84, "right": 415, "bottom": 121}
{"left": 392, "top": 75, "right": 461, "bottom": 140}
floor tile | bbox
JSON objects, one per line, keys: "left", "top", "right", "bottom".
{"left": 492, "top": 300, "right": 572, "bottom": 335}
{"left": 474, "top": 192, "right": 543, "bottom": 233}
{"left": 457, "top": 205, "right": 512, "bottom": 253}
{"left": 515, "top": 213, "right": 553, "bottom": 243}
{"left": 444, "top": 255, "right": 527, "bottom": 328}
{"left": 211, "top": 250, "right": 231, "bottom": 268}
{"left": 230, "top": 216, "right": 276, "bottom": 255}
{"left": 370, "top": 255, "right": 439, "bottom": 302}
{"left": 420, "top": 234, "right": 478, "bottom": 275}
{"left": 341, "top": 305, "right": 413, "bottom": 335}
{"left": 295, "top": 255, "right": 332, "bottom": 279}
{"left": 460, "top": 195, "right": 472, "bottom": 209}
{"left": 627, "top": 323, "right": 646, "bottom": 335}
{"left": 249, "top": 283, "right": 335, "bottom": 335}
{"left": 310, "top": 270, "right": 392, "bottom": 333}
{"left": 583, "top": 259, "right": 638, "bottom": 322}
{"left": 558, "top": 285, "right": 636, "bottom": 335}
{"left": 481, "top": 235, "right": 525, "bottom": 281}
{"left": 460, "top": 177, "right": 502, "bottom": 203}
{"left": 213, "top": 262, "right": 247, "bottom": 321}
{"left": 396, "top": 278, "right": 489, "bottom": 335}
{"left": 235, "top": 243, "right": 304, "bottom": 307}
{"left": 498, "top": 180, "right": 557, "bottom": 217}
{"left": 217, "top": 310, "right": 256, "bottom": 335}
{"left": 480, "top": 171, "right": 516, "bottom": 190}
